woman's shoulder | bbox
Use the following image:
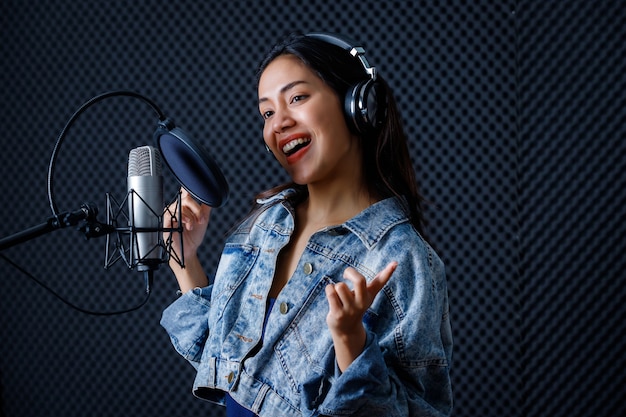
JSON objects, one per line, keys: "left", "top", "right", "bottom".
{"left": 227, "top": 187, "right": 299, "bottom": 238}
{"left": 362, "top": 197, "right": 443, "bottom": 273}
{"left": 343, "top": 195, "right": 416, "bottom": 247}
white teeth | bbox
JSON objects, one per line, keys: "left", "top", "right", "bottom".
{"left": 282, "top": 138, "right": 311, "bottom": 154}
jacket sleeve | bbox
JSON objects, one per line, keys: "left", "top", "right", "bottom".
{"left": 315, "top": 254, "right": 453, "bottom": 417}
{"left": 160, "top": 286, "right": 213, "bottom": 369}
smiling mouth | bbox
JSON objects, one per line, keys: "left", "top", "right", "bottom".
{"left": 282, "top": 137, "right": 311, "bottom": 156}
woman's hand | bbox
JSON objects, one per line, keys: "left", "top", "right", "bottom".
{"left": 163, "top": 188, "right": 212, "bottom": 292}
{"left": 325, "top": 261, "right": 398, "bottom": 372}
{"left": 164, "top": 188, "right": 211, "bottom": 259}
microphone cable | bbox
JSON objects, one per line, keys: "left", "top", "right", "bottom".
{"left": 0, "top": 252, "right": 152, "bottom": 316}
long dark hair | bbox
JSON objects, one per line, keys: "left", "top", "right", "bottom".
{"left": 250, "top": 32, "right": 429, "bottom": 237}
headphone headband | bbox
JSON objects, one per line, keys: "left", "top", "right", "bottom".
{"left": 305, "top": 32, "right": 377, "bottom": 80}
{"left": 304, "top": 31, "right": 386, "bottom": 136}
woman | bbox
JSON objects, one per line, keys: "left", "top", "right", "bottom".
{"left": 161, "top": 32, "right": 453, "bottom": 416}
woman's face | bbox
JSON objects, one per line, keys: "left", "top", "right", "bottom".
{"left": 258, "top": 54, "right": 362, "bottom": 186}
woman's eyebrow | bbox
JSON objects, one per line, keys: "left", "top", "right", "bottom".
{"left": 258, "top": 80, "right": 307, "bottom": 105}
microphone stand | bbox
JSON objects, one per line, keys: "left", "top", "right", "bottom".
{"left": 0, "top": 203, "right": 110, "bottom": 251}
{"left": 0, "top": 195, "right": 183, "bottom": 298}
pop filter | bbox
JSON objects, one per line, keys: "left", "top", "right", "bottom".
{"left": 154, "top": 121, "right": 229, "bottom": 208}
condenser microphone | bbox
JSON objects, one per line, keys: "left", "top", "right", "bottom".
{"left": 127, "top": 146, "right": 164, "bottom": 272}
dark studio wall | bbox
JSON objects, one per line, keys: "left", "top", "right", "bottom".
{"left": 0, "top": 1, "right": 624, "bottom": 417}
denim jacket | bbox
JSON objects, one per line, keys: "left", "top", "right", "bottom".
{"left": 161, "top": 189, "right": 453, "bottom": 416}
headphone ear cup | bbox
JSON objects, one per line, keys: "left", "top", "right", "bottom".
{"left": 345, "top": 79, "right": 387, "bottom": 136}
{"left": 344, "top": 81, "right": 365, "bottom": 135}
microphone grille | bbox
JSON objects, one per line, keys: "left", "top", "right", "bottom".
{"left": 128, "top": 146, "right": 162, "bottom": 176}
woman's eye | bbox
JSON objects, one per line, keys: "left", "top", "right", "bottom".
{"left": 262, "top": 110, "right": 274, "bottom": 120}
{"left": 292, "top": 95, "right": 308, "bottom": 103}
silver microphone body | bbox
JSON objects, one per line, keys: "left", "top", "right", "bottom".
{"left": 127, "top": 146, "right": 163, "bottom": 271}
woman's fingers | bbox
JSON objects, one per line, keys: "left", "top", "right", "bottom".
{"left": 344, "top": 267, "right": 366, "bottom": 295}
{"left": 325, "top": 263, "right": 397, "bottom": 337}
{"left": 180, "top": 189, "right": 211, "bottom": 228}
{"left": 164, "top": 188, "right": 212, "bottom": 259}
{"left": 167, "top": 188, "right": 211, "bottom": 230}
{"left": 336, "top": 262, "right": 397, "bottom": 308}
{"left": 325, "top": 284, "right": 342, "bottom": 311}
{"left": 369, "top": 261, "right": 398, "bottom": 295}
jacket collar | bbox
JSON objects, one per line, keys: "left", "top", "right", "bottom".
{"left": 343, "top": 197, "right": 410, "bottom": 250}
{"left": 260, "top": 188, "right": 410, "bottom": 250}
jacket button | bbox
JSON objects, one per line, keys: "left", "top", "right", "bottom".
{"left": 303, "top": 262, "right": 313, "bottom": 275}
{"left": 227, "top": 372, "right": 234, "bottom": 384}
{"left": 279, "top": 302, "right": 289, "bottom": 314}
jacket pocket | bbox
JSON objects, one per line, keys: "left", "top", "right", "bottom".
{"left": 211, "top": 243, "right": 259, "bottom": 319}
{"left": 274, "top": 276, "right": 335, "bottom": 395}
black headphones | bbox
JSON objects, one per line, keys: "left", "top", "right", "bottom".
{"left": 305, "top": 32, "right": 387, "bottom": 136}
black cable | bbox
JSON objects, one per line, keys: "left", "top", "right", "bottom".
{"left": 0, "top": 253, "right": 152, "bottom": 316}
{"left": 47, "top": 90, "right": 167, "bottom": 216}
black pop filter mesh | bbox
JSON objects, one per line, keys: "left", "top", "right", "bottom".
{"left": 155, "top": 125, "right": 229, "bottom": 208}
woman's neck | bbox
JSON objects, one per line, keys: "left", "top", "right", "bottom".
{"left": 300, "top": 180, "right": 375, "bottom": 228}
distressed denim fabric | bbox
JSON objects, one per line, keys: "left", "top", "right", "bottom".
{"left": 161, "top": 189, "right": 453, "bottom": 416}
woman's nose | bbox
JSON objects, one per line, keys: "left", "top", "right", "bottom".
{"left": 272, "top": 107, "right": 295, "bottom": 132}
